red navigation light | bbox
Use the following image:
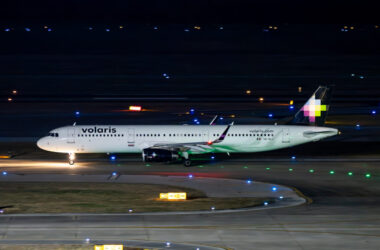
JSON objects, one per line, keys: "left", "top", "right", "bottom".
{"left": 129, "top": 106, "right": 142, "bottom": 111}
{"left": 207, "top": 140, "right": 213, "bottom": 145}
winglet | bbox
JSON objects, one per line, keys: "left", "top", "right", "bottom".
{"left": 209, "top": 115, "right": 219, "bottom": 125}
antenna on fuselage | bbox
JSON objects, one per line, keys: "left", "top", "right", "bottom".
{"left": 73, "top": 122, "right": 76, "bottom": 126}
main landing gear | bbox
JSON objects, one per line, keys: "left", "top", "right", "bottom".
{"left": 182, "top": 152, "right": 192, "bottom": 167}
{"left": 183, "top": 159, "right": 192, "bottom": 167}
{"left": 68, "top": 152, "right": 75, "bottom": 165}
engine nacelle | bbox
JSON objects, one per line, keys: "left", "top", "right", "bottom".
{"left": 142, "top": 148, "right": 180, "bottom": 162}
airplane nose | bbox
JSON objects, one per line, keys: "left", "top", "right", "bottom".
{"left": 37, "top": 137, "right": 47, "bottom": 150}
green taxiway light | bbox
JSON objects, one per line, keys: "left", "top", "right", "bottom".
{"left": 288, "top": 168, "right": 293, "bottom": 171}
{"left": 198, "top": 165, "right": 204, "bottom": 168}
{"left": 329, "top": 170, "right": 335, "bottom": 175}
{"left": 266, "top": 167, "right": 271, "bottom": 170}
{"left": 309, "top": 169, "right": 314, "bottom": 173}
{"left": 365, "top": 173, "right": 371, "bottom": 178}
{"left": 243, "top": 166, "right": 248, "bottom": 169}
{"left": 348, "top": 172, "right": 353, "bottom": 176}
{"left": 145, "top": 164, "right": 151, "bottom": 167}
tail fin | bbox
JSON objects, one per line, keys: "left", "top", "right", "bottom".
{"left": 290, "top": 86, "right": 334, "bottom": 126}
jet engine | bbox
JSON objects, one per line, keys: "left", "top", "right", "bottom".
{"left": 142, "top": 148, "right": 180, "bottom": 162}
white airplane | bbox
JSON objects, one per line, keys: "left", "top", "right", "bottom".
{"left": 37, "top": 86, "right": 338, "bottom": 167}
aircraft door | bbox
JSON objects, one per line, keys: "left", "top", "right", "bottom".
{"left": 127, "top": 129, "right": 135, "bottom": 146}
{"left": 282, "top": 128, "right": 290, "bottom": 143}
{"left": 67, "top": 128, "right": 75, "bottom": 144}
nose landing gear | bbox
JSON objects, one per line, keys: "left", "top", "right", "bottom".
{"left": 68, "top": 153, "right": 75, "bottom": 165}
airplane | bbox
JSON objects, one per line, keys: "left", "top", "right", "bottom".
{"left": 37, "top": 86, "right": 338, "bottom": 167}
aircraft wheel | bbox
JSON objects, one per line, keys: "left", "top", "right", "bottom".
{"left": 183, "top": 159, "right": 192, "bottom": 167}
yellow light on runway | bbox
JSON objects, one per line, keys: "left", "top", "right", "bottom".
{"left": 160, "top": 192, "right": 187, "bottom": 200}
{"left": 94, "top": 245, "right": 123, "bottom": 250}
{"left": 289, "top": 100, "right": 294, "bottom": 105}
{"left": 129, "top": 106, "right": 142, "bottom": 111}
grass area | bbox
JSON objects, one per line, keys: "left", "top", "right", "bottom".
{"left": 0, "top": 246, "right": 142, "bottom": 250}
{"left": 0, "top": 182, "right": 270, "bottom": 214}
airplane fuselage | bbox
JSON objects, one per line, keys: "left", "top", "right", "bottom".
{"left": 37, "top": 125, "right": 338, "bottom": 154}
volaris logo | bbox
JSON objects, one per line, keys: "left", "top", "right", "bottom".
{"left": 81, "top": 126, "right": 117, "bottom": 133}
{"left": 301, "top": 96, "right": 327, "bottom": 122}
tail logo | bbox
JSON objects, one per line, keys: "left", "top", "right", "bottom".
{"left": 301, "top": 95, "right": 327, "bottom": 122}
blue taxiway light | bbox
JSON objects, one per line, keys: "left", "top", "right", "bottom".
{"left": 196, "top": 121, "right": 200, "bottom": 125}
{"left": 291, "top": 156, "right": 296, "bottom": 160}
{"left": 25, "top": 28, "right": 31, "bottom": 32}
{"left": 246, "top": 180, "right": 252, "bottom": 184}
{"left": 47, "top": 28, "right": 52, "bottom": 32}
{"left": 360, "top": 76, "right": 364, "bottom": 79}
{"left": 372, "top": 110, "right": 376, "bottom": 115}
{"left": 211, "top": 156, "right": 215, "bottom": 160}
{"left": 105, "top": 29, "right": 110, "bottom": 32}
{"left": 355, "top": 124, "right": 360, "bottom": 129}
{"left": 165, "top": 76, "right": 170, "bottom": 79}
{"left": 279, "top": 196, "right": 284, "bottom": 199}
{"left": 110, "top": 155, "right": 116, "bottom": 161}
{"left": 184, "top": 29, "right": 190, "bottom": 32}
{"left": 75, "top": 111, "right": 80, "bottom": 116}
{"left": 88, "top": 27, "right": 93, "bottom": 30}
{"left": 162, "top": 73, "right": 167, "bottom": 77}
{"left": 188, "top": 174, "right": 193, "bottom": 179}
{"left": 219, "top": 26, "right": 224, "bottom": 30}
{"left": 264, "top": 202, "right": 268, "bottom": 206}
{"left": 272, "top": 186, "right": 277, "bottom": 192}
{"left": 4, "top": 28, "right": 10, "bottom": 32}
{"left": 289, "top": 105, "right": 294, "bottom": 110}
{"left": 112, "top": 172, "right": 117, "bottom": 176}
{"left": 268, "top": 113, "right": 273, "bottom": 118}
{"left": 2, "top": 171, "right": 7, "bottom": 176}
{"left": 153, "top": 26, "right": 158, "bottom": 30}
{"left": 219, "top": 117, "right": 223, "bottom": 120}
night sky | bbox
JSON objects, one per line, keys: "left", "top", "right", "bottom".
{"left": 1, "top": 0, "right": 379, "bottom": 24}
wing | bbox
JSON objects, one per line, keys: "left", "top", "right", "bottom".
{"left": 148, "top": 124, "right": 232, "bottom": 154}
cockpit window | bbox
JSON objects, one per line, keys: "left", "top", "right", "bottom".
{"left": 48, "top": 133, "right": 59, "bottom": 137}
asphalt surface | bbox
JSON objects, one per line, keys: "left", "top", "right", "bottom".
{"left": 1, "top": 156, "right": 380, "bottom": 249}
